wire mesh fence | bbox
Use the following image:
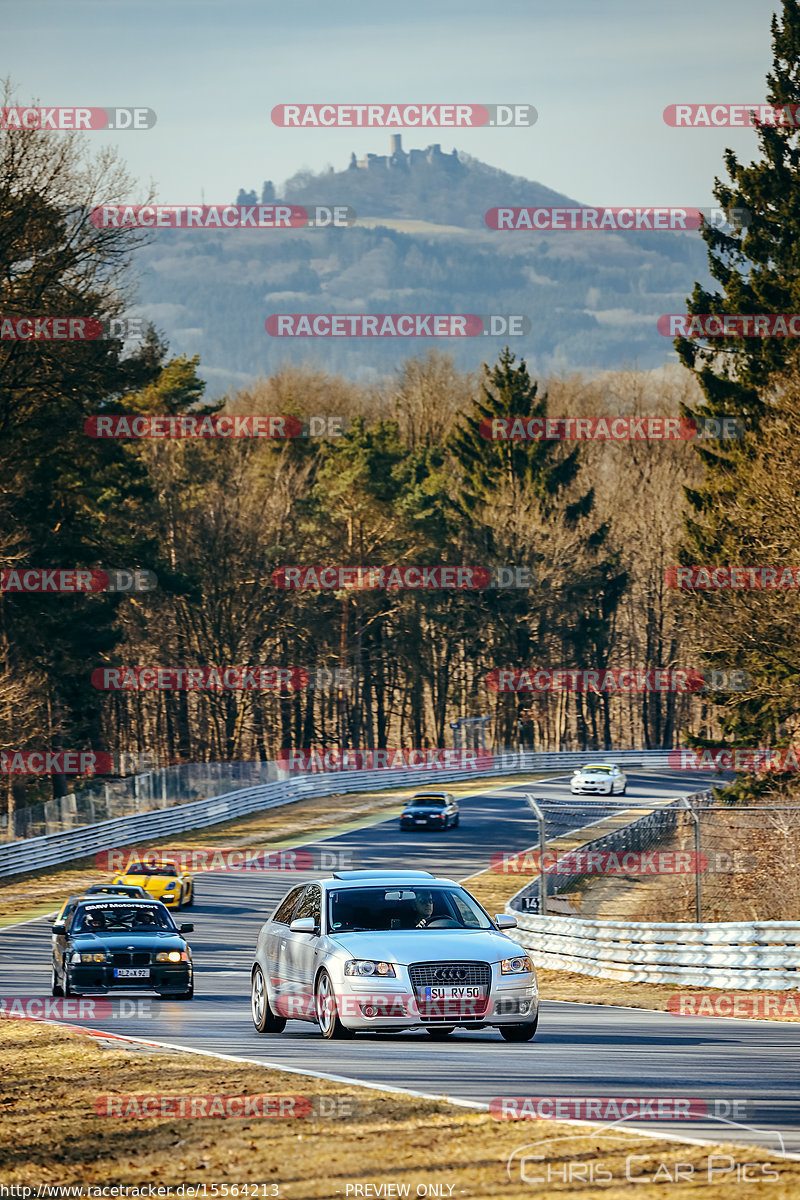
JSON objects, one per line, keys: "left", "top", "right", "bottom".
{"left": 0, "top": 761, "right": 282, "bottom": 840}
{"left": 502, "top": 796, "right": 800, "bottom": 925}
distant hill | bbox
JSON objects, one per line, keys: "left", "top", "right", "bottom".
{"left": 132, "top": 137, "right": 712, "bottom": 395}
{"left": 240, "top": 137, "right": 580, "bottom": 229}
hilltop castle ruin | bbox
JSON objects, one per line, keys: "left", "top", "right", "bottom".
{"left": 348, "top": 135, "right": 462, "bottom": 173}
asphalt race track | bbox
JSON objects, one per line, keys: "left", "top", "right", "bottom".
{"left": 3, "top": 769, "right": 800, "bottom": 1156}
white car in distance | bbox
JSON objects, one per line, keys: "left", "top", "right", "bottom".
{"left": 569, "top": 762, "right": 627, "bottom": 795}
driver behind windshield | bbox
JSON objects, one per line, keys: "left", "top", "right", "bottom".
{"left": 80, "top": 910, "right": 106, "bottom": 932}
{"left": 410, "top": 890, "right": 435, "bottom": 927}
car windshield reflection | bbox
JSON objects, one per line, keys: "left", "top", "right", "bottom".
{"left": 125, "top": 863, "right": 178, "bottom": 875}
{"left": 327, "top": 886, "right": 492, "bottom": 933}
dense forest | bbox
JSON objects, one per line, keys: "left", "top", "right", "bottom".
{"left": 4, "top": 0, "right": 800, "bottom": 819}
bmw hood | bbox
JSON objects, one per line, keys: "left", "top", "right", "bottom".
{"left": 327, "top": 929, "right": 518, "bottom": 965}
{"left": 72, "top": 932, "right": 187, "bottom": 952}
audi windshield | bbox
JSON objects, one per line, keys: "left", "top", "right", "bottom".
{"left": 327, "top": 886, "right": 493, "bottom": 933}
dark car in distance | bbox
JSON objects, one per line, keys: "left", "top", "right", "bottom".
{"left": 84, "top": 883, "right": 150, "bottom": 899}
{"left": 400, "top": 791, "right": 459, "bottom": 831}
{"left": 51, "top": 898, "right": 194, "bottom": 999}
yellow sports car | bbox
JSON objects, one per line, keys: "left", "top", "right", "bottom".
{"left": 112, "top": 860, "right": 193, "bottom": 909}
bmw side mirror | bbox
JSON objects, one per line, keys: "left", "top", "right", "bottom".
{"left": 179, "top": 923, "right": 194, "bottom": 933}
{"left": 51, "top": 921, "right": 66, "bottom": 934}
{"left": 495, "top": 914, "right": 517, "bottom": 929}
{"left": 289, "top": 916, "right": 317, "bottom": 934}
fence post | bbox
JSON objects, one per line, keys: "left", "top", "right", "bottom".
{"left": 680, "top": 795, "right": 702, "bottom": 922}
{"left": 525, "top": 794, "right": 548, "bottom": 915}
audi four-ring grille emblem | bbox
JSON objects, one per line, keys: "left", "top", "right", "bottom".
{"left": 434, "top": 967, "right": 467, "bottom": 981}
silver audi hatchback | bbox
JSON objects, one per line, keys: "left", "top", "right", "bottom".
{"left": 250, "top": 870, "right": 538, "bottom": 1042}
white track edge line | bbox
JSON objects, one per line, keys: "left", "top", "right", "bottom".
{"left": 25, "top": 1017, "right": 800, "bottom": 1160}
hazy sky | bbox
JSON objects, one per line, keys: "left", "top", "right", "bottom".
{"left": 3, "top": 0, "right": 783, "bottom": 208}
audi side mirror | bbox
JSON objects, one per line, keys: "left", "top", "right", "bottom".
{"left": 495, "top": 914, "right": 517, "bottom": 929}
{"left": 290, "top": 916, "right": 317, "bottom": 934}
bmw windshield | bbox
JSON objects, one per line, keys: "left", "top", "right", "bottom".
{"left": 327, "top": 886, "right": 493, "bottom": 933}
{"left": 73, "top": 904, "right": 177, "bottom": 933}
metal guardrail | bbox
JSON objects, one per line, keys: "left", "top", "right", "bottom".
{"left": 0, "top": 748, "right": 687, "bottom": 878}
{"left": 0, "top": 748, "right": 700, "bottom": 883}
{"left": 508, "top": 912, "right": 800, "bottom": 990}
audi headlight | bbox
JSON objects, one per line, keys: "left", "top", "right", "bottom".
{"left": 156, "top": 950, "right": 187, "bottom": 962}
{"left": 500, "top": 955, "right": 533, "bottom": 975}
{"left": 344, "top": 960, "right": 396, "bottom": 977}
{"left": 164, "top": 881, "right": 177, "bottom": 889}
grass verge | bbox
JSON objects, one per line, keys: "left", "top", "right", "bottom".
{"left": 1, "top": 1018, "right": 798, "bottom": 1197}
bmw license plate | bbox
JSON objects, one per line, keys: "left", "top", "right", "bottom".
{"left": 113, "top": 968, "right": 150, "bottom": 978}
{"left": 424, "top": 985, "right": 482, "bottom": 1000}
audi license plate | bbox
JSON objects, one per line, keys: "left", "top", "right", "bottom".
{"left": 113, "top": 968, "right": 150, "bottom": 978}
{"left": 424, "top": 985, "right": 482, "bottom": 1000}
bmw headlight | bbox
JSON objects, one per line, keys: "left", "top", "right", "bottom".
{"left": 500, "top": 955, "right": 534, "bottom": 975}
{"left": 76, "top": 952, "right": 107, "bottom": 963}
{"left": 156, "top": 951, "right": 188, "bottom": 962}
{"left": 344, "top": 960, "right": 396, "bottom": 977}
